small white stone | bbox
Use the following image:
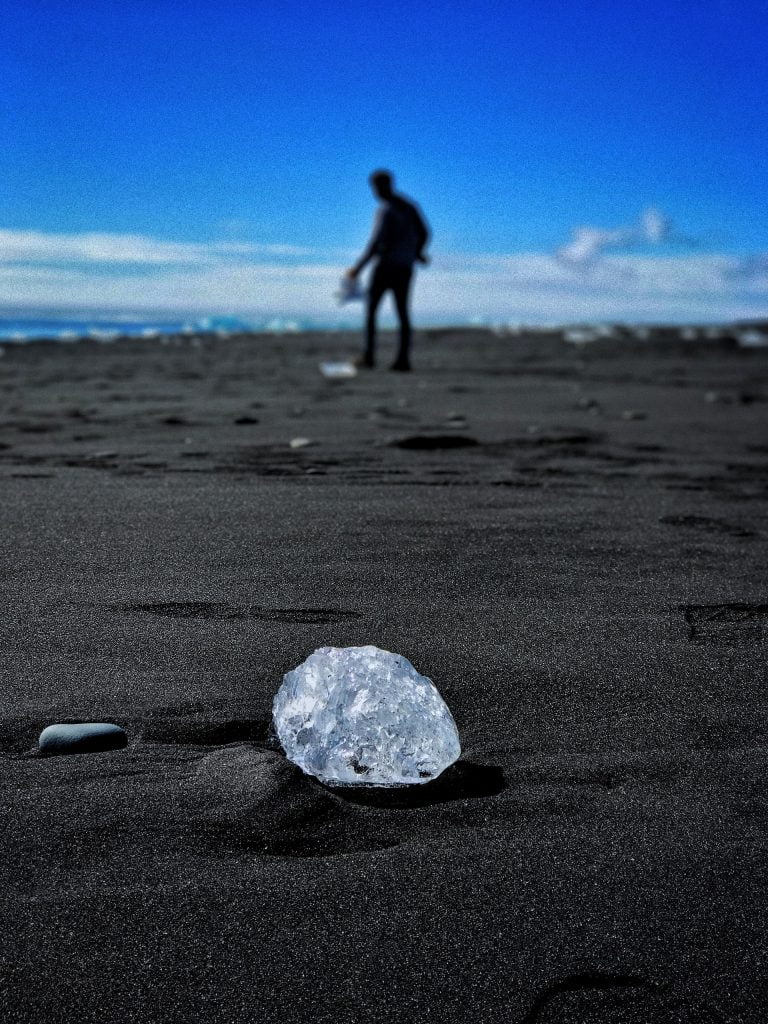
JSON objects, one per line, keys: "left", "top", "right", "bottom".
{"left": 272, "top": 645, "right": 461, "bottom": 786}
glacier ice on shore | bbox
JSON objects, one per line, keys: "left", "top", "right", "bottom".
{"left": 272, "top": 646, "right": 461, "bottom": 786}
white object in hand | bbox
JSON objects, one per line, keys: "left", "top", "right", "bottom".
{"left": 272, "top": 645, "right": 461, "bottom": 786}
{"left": 335, "top": 276, "right": 367, "bottom": 304}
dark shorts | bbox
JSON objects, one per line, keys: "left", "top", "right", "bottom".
{"left": 368, "top": 263, "right": 413, "bottom": 307}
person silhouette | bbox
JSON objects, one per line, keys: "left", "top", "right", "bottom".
{"left": 346, "top": 170, "right": 430, "bottom": 371}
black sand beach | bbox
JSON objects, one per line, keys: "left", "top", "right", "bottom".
{"left": 1, "top": 327, "right": 767, "bottom": 1022}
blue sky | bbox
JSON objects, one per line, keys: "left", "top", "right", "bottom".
{"left": 2, "top": 0, "right": 767, "bottom": 324}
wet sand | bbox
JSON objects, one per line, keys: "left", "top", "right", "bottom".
{"left": 1, "top": 327, "right": 767, "bottom": 1022}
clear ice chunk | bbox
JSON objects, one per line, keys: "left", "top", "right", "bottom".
{"left": 319, "top": 361, "right": 357, "bottom": 379}
{"left": 272, "top": 645, "right": 461, "bottom": 786}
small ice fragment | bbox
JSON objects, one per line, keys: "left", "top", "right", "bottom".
{"left": 564, "top": 328, "right": 598, "bottom": 345}
{"left": 576, "top": 397, "right": 601, "bottom": 411}
{"left": 272, "top": 645, "right": 461, "bottom": 787}
{"left": 444, "top": 412, "right": 467, "bottom": 427}
{"left": 320, "top": 361, "right": 357, "bottom": 379}
{"left": 736, "top": 330, "right": 767, "bottom": 348}
{"left": 289, "top": 437, "right": 313, "bottom": 449}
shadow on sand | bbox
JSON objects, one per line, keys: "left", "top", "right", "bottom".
{"left": 323, "top": 759, "right": 506, "bottom": 808}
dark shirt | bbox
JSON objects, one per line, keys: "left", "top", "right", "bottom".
{"left": 366, "top": 195, "right": 429, "bottom": 268}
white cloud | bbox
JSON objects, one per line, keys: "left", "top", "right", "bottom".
{"left": 0, "top": 229, "right": 312, "bottom": 265}
{"left": 556, "top": 207, "right": 676, "bottom": 266}
{"left": 0, "top": 226, "right": 766, "bottom": 324}
{"left": 640, "top": 207, "right": 672, "bottom": 244}
{"left": 419, "top": 252, "right": 767, "bottom": 323}
{"left": 725, "top": 253, "right": 768, "bottom": 285}
{"left": 557, "top": 225, "right": 635, "bottom": 264}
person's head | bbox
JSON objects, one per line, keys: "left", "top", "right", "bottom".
{"left": 369, "top": 169, "right": 394, "bottom": 199}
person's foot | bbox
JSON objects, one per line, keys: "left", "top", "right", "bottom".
{"left": 389, "top": 359, "right": 412, "bottom": 372}
{"left": 353, "top": 354, "right": 375, "bottom": 369}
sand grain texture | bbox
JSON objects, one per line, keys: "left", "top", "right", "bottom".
{"left": 1, "top": 328, "right": 766, "bottom": 1022}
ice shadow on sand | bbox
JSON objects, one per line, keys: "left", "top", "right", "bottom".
{"left": 325, "top": 759, "right": 505, "bottom": 808}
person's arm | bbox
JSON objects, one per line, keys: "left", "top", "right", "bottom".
{"left": 346, "top": 209, "right": 385, "bottom": 278}
{"left": 413, "top": 205, "right": 430, "bottom": 264}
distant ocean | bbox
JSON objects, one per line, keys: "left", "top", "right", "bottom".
{"left": 0, "top": 314, "right": 362, "bottom": 343}
{"left": 0, "top": 312, "right": 766, "bottom": 346}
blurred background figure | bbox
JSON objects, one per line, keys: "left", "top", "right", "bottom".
{"left": 346, "top": 170, "right": 430, "bottom": 371}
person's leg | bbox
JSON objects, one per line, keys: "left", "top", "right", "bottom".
{"left": 391, "top": 267, "right": 413, "bottom": 369}
{"left": 363, "top": 264, "right": 387, "bottom": 366}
